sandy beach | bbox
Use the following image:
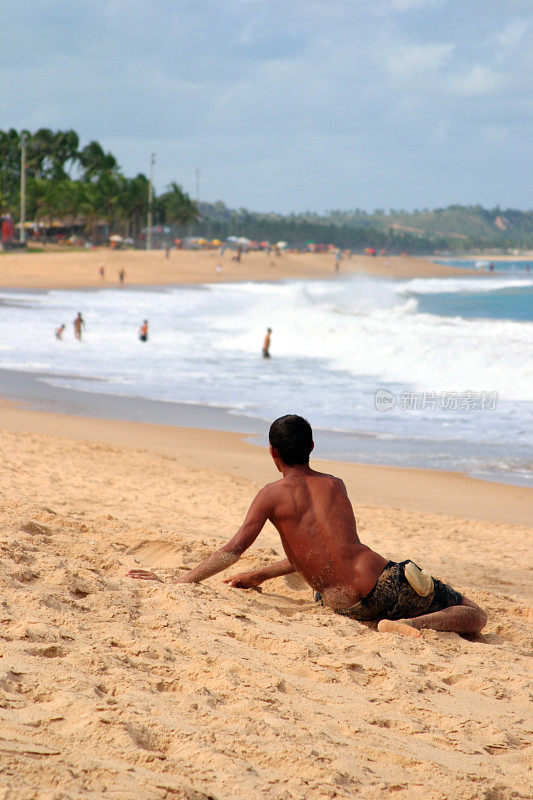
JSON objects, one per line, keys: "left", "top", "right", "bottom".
{"left": 0, "top": 247, "right": 472, "bottom": 290}
{"left": 0, "top": 402, "right": 531, "bottom": 800}
{"left": 0, "top": 251, "right": 531, "bottom": 799}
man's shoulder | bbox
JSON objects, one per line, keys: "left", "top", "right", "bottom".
{"left": 258, "top": 478, "right": 287, "bottom": 494}
{"left": 311, "top": 469, "right": 345, "bottom": 486}
{"left": 255, "top": 480, "right": 284, "bottom": 501}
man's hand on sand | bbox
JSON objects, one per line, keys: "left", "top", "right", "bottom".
{"left": 174, "top": 573, "right": 194, "bottom": 584}
{"left": 127, "top": 569, "right": 164, "bottom": 583}
{"left": 127, "top": 569, "right": 195, "bottom": 584}
{"left": 223, "top": 571, "right": 263, "bottom": 589}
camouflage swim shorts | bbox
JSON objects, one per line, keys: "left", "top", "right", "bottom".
{"left": 315, "top": 560, "right": 463, "bottom": 622}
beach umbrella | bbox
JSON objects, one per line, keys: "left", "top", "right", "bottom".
{"left": 276, "top": 241, "right": 288, "bottom": 249}
{"left": 211, "top": 239, "right": 222, "bottom": 246}
{"left": 15, "top": 221, "right": 38, "bottom": 229}
{"left": 109, "top": 234, "right": 124, "bottom": 242}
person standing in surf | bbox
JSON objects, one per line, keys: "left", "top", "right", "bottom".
{"left": 262, "top": 328, "right": 272, "bottom": 359}
{"left": 139, "top": 320, "right": 149, "bottom": 342}
{"left": 73, "top": 313, "right": 85, "bottom": 341}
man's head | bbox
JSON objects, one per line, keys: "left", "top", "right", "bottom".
{"left": 269, "top": 415, "right": 314, "bottom": 468}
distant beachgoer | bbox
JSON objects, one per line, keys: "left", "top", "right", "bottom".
{"left": 73, "top": 313, "right": 85, "bottom": 341}
{"left": 139, "top": 320, "right": 149, "bottom": 342}
{"left": 55, "top": 324, "right": 66, "bottom": 340}
{"left": 216, "top": 263, "right": 222, "bottom": 277}
{"left": 128, "top": 414, "right": 487, "bottom": 639}
{"left": 489, "top": 263, "right": 495, "bottom": 271}
{"left": 262, "top": 328, "right": 272, "bottom": 359}
{"left": 165, "top": 246, "right": 170, "bottom": 258}
{"left": 98, "top": 264, "right": 105, "bottom": 280}
{"left": 118, "top": 269, "right": 125, "bottom": 284}
{"left": 335, "top": 251, "right": 341, "bottom": 273}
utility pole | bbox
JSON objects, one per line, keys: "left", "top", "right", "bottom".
{"left": 147, "top": 153, "right": 155, "bottom": 250}
{"left": 195, "top": 167, "right": 200, "bottom": 236}
{"left": 19, "top": 132, "right": 27, "bottom": 244}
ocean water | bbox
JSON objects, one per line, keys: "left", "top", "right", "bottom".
{"left": 435, "top": 258, "right": 533, "bottom": 274}
{"left": 1, "top": 273, "right": 532, "bottom": 485}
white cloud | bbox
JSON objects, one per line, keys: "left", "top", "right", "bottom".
{"left": 495, "top": 17, "right": 529, "bottom": 51}
{"left": 389, "top": 0, "right": 443, "bottom": 9}
{"left": 385, "top": 43, "right": 454, "bottom": 81}
{"left": 445, "top": 64, "right": 507, "bottom": 97}
{"left": 429, "top": 120, "right": 451, "bottom": 145}
{"left": 482, "top": 124, "right": 509, "bottom": 144}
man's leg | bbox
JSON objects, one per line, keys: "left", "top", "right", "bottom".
{"left": 377, "top": 596, "right": 487, "bottom": 638}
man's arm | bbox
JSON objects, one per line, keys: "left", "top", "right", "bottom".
{"left": 223, "top": 558, "right": 295, "bottom": 589}
{"left": 175, "top": 486, "right": 274, "bottom": 584}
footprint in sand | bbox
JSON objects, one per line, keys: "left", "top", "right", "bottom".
{"left": 126, "top": 539, "right": 185, "bottom": 568}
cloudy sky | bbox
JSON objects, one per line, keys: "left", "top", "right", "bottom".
{"left": 2, "top": 0, "right": 532, "bottom": 212}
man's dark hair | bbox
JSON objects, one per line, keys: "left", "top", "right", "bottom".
{"left": 269, "top": 415, "right": 313, "bottom": 466}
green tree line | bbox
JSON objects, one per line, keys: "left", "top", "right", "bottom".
{"left": 0, "top": 128, "right": 199, "bottom": 242}
{"left": 2, "top": 128, "right": 531, "bottom": 252}
{"left": 196, "top": 202, "right": 533, "bottom": 253}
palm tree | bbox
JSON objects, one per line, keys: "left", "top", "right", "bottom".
{"left": 79, "top": 141, "right": 118, "bottom": 182}
{"left": 126, "top": 174, "right": 150, "bottom": 243}
{"left": 0, "top": 128, "right": 21, "bottom": 213}
{"left": 28, "top": 128, "right": 56, "bottom": 179}
{"left": 160, "top": 182, "right": 199, "bottom": 226}
{"left": 51, "top": 129, "right": 80, "bottom": 179}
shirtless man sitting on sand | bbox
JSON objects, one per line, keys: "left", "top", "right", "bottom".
{"left": 129, "top": 415, "right": 487, "bottom": 637}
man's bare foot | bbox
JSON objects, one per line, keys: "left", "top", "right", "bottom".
{"left": 377, "top": 619, "right": 422, "bottom": 638}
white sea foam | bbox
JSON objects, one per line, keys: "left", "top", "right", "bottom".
{"left": 397, "top": 276, "right": 533, "bottom": 295}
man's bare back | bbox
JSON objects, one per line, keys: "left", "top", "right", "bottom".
{"left": 262, "top": 468, "right": 388, "bottom": 610}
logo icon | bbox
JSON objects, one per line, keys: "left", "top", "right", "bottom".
{"left": 375, "top": 389, "right": 395, "bottom": 412}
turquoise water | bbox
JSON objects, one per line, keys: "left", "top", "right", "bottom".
{"left": 409, "top": 280, "right": 533, "bottom": 322}
{"left": 435, "top": 258, "right": 533, "bottom": 274}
